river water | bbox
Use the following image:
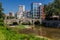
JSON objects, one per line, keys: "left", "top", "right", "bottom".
{"left": 9, "top": 24, "right": 60, "bottom": 40}
{"left": 32, "top": 26, "right": 60, "bottom": 40}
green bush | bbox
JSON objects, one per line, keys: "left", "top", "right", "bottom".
{"left": 0, "top": 19, "right": 4, "bottom": 26}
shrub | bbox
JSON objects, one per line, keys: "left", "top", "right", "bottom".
{"left": 0, "top": 19, "right": 4, "bottom": 26}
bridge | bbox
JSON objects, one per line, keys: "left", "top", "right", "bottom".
{"left": 4, "top": 19, "right": 19, "bottom": 25}
{"left": 4, "top": 18, "right": 42, "bottom": 25}
{"left": 18, "top": 17, "right": 42, "bottom": 24}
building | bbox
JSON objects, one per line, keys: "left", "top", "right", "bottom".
{"left": 9, "top": 12, "right": 15, "bottom": 17}
{"left": 41, "top": 6, "right": 45, "bottom": 20}
{"left": 5, "top": 12, "right": 14, "bottom": 17}
{"left": 30, "top": 2, "right": 44, "bottom": 24}
{"left": 31, "top": 2, "right": 43, "bottom": 19}
{"left": 24, "top": 10, "right": 31, "bottom": 18}
{"left": 5, "top": 12, "right": 15, "bottom": 19}
{"left": 27, "top": 10, "right": 31, "bottom": 18}
{"left": 16, "top": 5, "right": 25, "bottom": 19}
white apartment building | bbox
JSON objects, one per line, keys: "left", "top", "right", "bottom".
{"left": 17, "top": 5, "right": 25, "bottom": 19}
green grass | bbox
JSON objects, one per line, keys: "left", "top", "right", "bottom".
{"left": 16, "top": 24, "right": 25, "bottom": 29}
{"left": 0, "top": 19, "right": 4, "bottom": 26}
{"left": 0, "top": 26, "right": 48, "bottom": 40}
{"left": 0, "top": 30, "right": 5, "bottom": 40}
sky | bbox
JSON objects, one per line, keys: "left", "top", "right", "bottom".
{"left": 0, "top": 0, "right": 53, "bottom": 14}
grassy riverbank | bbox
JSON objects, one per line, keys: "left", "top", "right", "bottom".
{"left": 0, "top": 26, "right": 48, "bottom": 40}
{"left": 16, "top": 24, "right": 25, "bottom": 29}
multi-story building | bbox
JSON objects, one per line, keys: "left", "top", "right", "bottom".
{"left": 24, "top": 10, "right": 31, "bottom": 18}
{"left": 9, "top": 12, "right": 15, "bottom": 17}
{"left": 31, "top": 2, "right": 43, "bottom": 19}
{"left": 16, "top": 5, "right": 25, "bottom": 19}
{"left": 27, "top": 11, "right": 31, "bottom": 18}
{"left": 42, "top": 6, "right": 45, "bottom": 20}
{"left": 5, "top": 12, "right": 15, "bottom": 19}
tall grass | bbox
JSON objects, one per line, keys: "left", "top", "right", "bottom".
{"left": 0, "top": 26, "right": 48, "bottom": 40}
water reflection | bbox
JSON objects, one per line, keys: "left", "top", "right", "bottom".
{"left": 33, "top": 25, "right": 60, "bottom": 39}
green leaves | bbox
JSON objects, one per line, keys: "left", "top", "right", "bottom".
{"left": 0, "top": 30, "right": 5, "bottom": 40}
{"left": 0, "top": 19, "right": 4, "bottom": 26}
{"left": 44, "top": 0, "right": 60, "bottom": 20}
{"left": 0, "top": 2, "right": 5, "bottom": 19}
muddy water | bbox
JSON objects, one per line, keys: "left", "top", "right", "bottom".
{"left": 19, "top": 25, "right": 60, "bottom": 40}
{"left": 34, "top": 26, "right": 60, "bottom": 40}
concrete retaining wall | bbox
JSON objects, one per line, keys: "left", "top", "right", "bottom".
{"left": 42, "top": 20, "right": 60, "bottom": 28}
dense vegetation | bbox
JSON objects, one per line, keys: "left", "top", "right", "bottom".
{"left": 0, "top": 26, "right": 48, "bottom": 40}
{"left": 0, "top": 18, "right": 4, "bottom": 26}
{"left": 0, "top": 2, "right": 5, "bottom": 26}
{"left": 0, "top": 2, "right": 5, "bottom": 19}
{"left": 44, "top": 0, "right": 60, "bottom": 20}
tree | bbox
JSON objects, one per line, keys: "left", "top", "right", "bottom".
{"left": 0, "top": 2, "right": 5, "bottom": 19}
{"left": 44, "top": 3, "right": 54, "bottom": 20}
{"left": 44, "top": 0, "right": 60, "bottom": 20}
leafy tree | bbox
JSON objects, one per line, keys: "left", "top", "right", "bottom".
{"left": 53, "top": 0, "right": 60, "bottom": 16}
{"left": 0, "top": 2, "right": 5, "bottom": 19}
{"left": 44, "top": 0, "right": 60, "bottom": 20}
{"left": 0, "top": 2, "right": 5, "bottom": 26}
{"left": 44, "top": 3, "right": 54, "bottom": 20}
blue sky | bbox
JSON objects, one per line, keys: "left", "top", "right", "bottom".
{"left": 0, "top": 0, "right": 53, "bottom": 14}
